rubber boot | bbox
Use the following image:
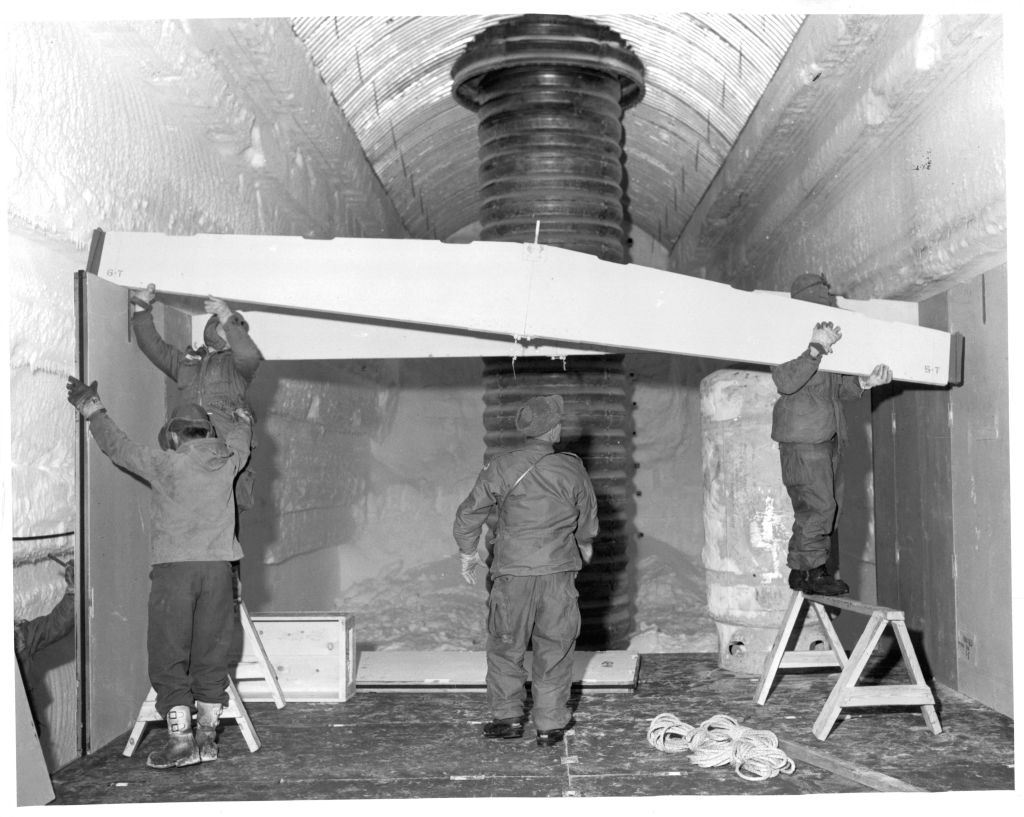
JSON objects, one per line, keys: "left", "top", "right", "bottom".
{"left": 196, "top": 701, "right": 223, "bottom": 762}
{"left": 146, "top": 705, "right": 200, "bottom": 769}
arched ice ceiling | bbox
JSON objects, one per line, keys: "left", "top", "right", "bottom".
{"left": 291, "top": 14, "right": 805, "bottom": 249}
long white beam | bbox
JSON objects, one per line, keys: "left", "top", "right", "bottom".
{"left": 185, "top": 294, "right": 920, "bottom": 361}
{"left": 93, "top": 231, "right": 960, "bottom": 385}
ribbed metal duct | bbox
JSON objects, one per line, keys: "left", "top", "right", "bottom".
{"left": 453, "top": 14, "right": 643, "bottom": 649}
{"left": 452, "top": 15, "right": 643, "bottom": 261}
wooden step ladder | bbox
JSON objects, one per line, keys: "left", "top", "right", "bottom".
{"left": 122, "top": 677, "right": 260, "bottom": 757}
{"left": 123, "top": 601, "right": 283, "bottom": 757}
{"left": 754, "top": 590, "right": 942, "bottom": 741}
{"left": 234, "top": 600, "right": 286, "bottom": 708}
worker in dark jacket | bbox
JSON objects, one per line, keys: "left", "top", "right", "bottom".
{"left": 454, "top": 394, "right": 598, "bottom": 747}
{"left": 14, "top": 558, "right": 75, "bottom": 671}
{"left": 15, "top": 558, "right": 76, "bottom": 730}
{"left": 772, "top": 273, "right": 892, "bottom": 596}
{"left": 67, "top": 376, "right": 252, "bottom": 770}
{"left": 129, "top": 284, "right": 262, "bottom": 511}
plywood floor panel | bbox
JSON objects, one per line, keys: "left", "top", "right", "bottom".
{"left": 49, "top": 654, "right": 1014, "bottom": 803}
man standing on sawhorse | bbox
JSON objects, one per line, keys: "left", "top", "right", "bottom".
{"left": 771, "top": 273, "right": 893, "bottom": 596}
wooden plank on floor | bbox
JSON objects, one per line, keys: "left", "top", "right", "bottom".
{"left": 776, "top": 737, "right": 925, "bottom": 793}
{"left": 356, "top": 650, "right": 639, "bottom": 692}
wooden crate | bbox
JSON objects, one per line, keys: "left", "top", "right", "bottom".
{"left": 235, "top": 612, "right": 355, "bottom": 703}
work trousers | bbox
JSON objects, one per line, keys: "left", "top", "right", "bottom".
{"left": 485, "top": 571, "right": 580, "bottom": 731}
{"left": 779, "top": 438, "right": 845, "bottom": 571}
{"left": 148, "top": 561, "right": 233, "bottom": 717}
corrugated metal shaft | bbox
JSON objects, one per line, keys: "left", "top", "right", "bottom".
{"left": 454, "top": 14, "right": 643, "bottom": 649}
{"left": 481, "top": 357, "right": 635, "bottom": 648}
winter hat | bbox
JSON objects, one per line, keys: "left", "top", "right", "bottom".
{"left": 159, "top": 403, "right": 214, "bottom": 450}
{"left": 789, "top": 273, "right": 831, "bottom": 304}
{"left": 515, "top": 395, "right": 564, "bottom": 438}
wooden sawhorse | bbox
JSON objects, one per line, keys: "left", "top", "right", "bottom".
{"left": 123, "top": 601, "right": 284, "bottom": 757}
{"left": 754, "top": 590, "right": 942, "bottom": 741}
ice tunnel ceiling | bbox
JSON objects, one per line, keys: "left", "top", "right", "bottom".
{"left": 290, "top": 14, "right": 805, "bottom": 245}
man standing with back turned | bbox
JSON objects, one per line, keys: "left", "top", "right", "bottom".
{"left": 772, "top": 273, "right": 892, "bottom": 596}
{"left": 454, "top": 394, "right": 598, "bottom": 747}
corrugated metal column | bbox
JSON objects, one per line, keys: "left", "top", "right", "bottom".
{"left": 452, "top": 14, "right": 644, "bottom": 648}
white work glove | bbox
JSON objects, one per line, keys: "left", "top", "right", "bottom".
{"left": 809, "top": 321, "right": 842, "bottom": 355}
{"left": 460, "top": 552, "right": 484, "bottom": 585}
{"left": 204, "top": 295, "right": 233, "bottom": 324}
{"left": 579, "top": 542, "right": 594, "bottom": 565}
{"left": 130, "top": 283, "right": 157, "bottom": 313}
{"left": 858, "top": 364, "right": 893, "bottom": 389}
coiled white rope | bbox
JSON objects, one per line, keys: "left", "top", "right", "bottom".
{"left": 647, "top": 713, "right": 796, "bottom": 782}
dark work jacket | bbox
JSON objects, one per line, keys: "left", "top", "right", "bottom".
{"left": 132, "top": 310, "right": 262, "bottom": 427}
{"left": 771, "top": 347, "right": 863, "bottom": 446}
{"left": 14, "top": 591, "right": 75, "bottom": 728}
{"left": 14, "top": 592, "right": 74, "bottom": 666}
{"left": 453, "top": 440, "right": 599, "bottom": 578}
{"left": 87, "top": 411, "right": 251, "bottom": 564}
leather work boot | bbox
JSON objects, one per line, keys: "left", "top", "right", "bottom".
{"left": 196, "top": 701, "right": 223, "bottom": 762}
{"left": 798, "top": 565, "right": 850, "bottom": 596}
{"left": 535, "top": 728, "right": 566, "bottom": 747}
{"left": 482, "top": 717, "right": 526, "bottom": 739}
{"left": 536, "top": 718, "right": 574, "bottom": 747}
{"left": 787, "top": 569, "right": 804, "bottom": 591}
{"left": 146, "top": 705, "right": 200, "bottom": 769}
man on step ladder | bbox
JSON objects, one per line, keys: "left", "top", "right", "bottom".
{"left": 67, "top": 377, "right": 253, "bottom": 769}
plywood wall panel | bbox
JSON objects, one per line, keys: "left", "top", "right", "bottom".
{"left": 82, "top": 275, "right": 174, "bottom": 752}
{"left": 947, "top": 268, "right": 1012, "bottom": 715}
{"left": 873, "top": 292, "right": 962, "bottom": 693}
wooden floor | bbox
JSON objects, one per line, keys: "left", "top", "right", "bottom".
{"left": 50, "top": 653, "right": 1014, "bottom": 803}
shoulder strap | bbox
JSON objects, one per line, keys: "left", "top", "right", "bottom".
{"left": 495, "top": 453, "right": 551, "bottom": 520}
